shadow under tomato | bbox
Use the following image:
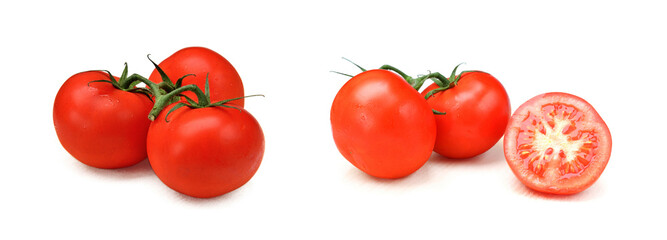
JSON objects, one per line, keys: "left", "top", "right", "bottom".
{"left": 344, "top": 160, "right": 436, "bottom": 187}
{"left": 169, "top": 187, "right": 240, "bottom": 204}
{"left": 509, "top": 176, "right": 605, "bottom": 201}
{"left": 165, "top": 178, "right": 262, "bottom": 204}
{"left": 344, "top": 141, "right": 507, "bottom": 186}
{"left": 82, "top": 158, "right": 155, "bottom": 180}
{"left": 429, "top": 141, "right": 506, "bottom": 167}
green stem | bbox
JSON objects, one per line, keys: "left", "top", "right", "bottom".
{"left": 379, "top": 65, "right": 409, "bottom": 79}
{"left": 147, "top": 84, "right": 209, "bottom": 121}
{"left": 448, "top": 63, "right": 465, "bottom": 86}
{"left": 342, "top": 57, "right": 367, "bottom": 72}
{"left": 157, "top": 81, "right": 175, "bottom": 93}
{"left": 147, "top": 54, "right": 173, "bottom": 85}
{"left": 379, "top": 65, "right": 414, "bottom": 85}
{"left": 412, "top": 72, "right": 450, "bottom": 90}
{"left": 124, "top": 74, "right": 159, "bottom": 92}
{"left": 421, "top": 64, "right": 469, "bottom": 99}
{"left": 116, "top": 63, "right": 130, "bottom": 88}
{"left": 210, "top": 94, "right": 265, "bottom": 107}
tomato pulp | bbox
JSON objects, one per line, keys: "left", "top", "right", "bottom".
{"left": 503, "top": 92, "right": 612, "bottom": 194}
{"left": 331, "top": 70, "right": 436, "bottom": 179}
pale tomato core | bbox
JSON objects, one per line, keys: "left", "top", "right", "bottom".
{"left": 516, "top": 103, "right": 600, "bottom": 182}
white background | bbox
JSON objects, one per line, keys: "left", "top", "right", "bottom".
{"left": 1, "top": 0, "right": 665, "bottom": 239}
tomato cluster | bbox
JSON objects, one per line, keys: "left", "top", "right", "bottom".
{"left": 53, "top": 47, "right": 264, "bottom": 198}
{"left": 331, "top": 64, "right": 511, "bottom": 178}
{"left": 330, "top": 61, "right": 611, "bottom": 195}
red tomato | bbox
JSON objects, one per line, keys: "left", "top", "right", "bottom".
{"left": 147, "top": 104, "right": 264, "bottom": 198}
{"left": 331, "top": 70, "right": 436, "bottom": 179}
{"left": 53, "top": 71, "right": 153, "bottom": 169}
{"left": 148, "top": 46, "right": 245, "bottom": 106}
{"left": 422, "top": 71, "right": 511, "bottom": 159}
{"left": 504, "top": 92, "right": 612, "bottom": 195}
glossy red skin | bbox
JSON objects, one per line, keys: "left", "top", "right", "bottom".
{"left": 149, "top": 46, "right": 245, "bottom": 106}
{"left": 422, "top": 71, "right": 510, "bottom": 159}
{"left": 331, "top": 70, "right": 436, "bottom": 179}
{"left": 147, "top": 104, "right": 264, "bottom": 198}
{"left": 503, "top": 92, "right": 612, "bottom": 195}
{"left": 53, "top": 71, "right": 153, "bottom": 169}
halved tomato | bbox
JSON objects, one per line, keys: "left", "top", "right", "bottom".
{"left": 503, "top": 92, "right": 612, "bottom": 195}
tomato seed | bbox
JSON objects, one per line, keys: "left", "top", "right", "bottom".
{"left": 545, "top": 148, "right": 554, "bottom": 155}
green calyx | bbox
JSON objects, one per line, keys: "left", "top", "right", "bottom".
{"left": 332, "top": 58, "right": 458, "bottom": 93}
{"left": 332, "top": 58, "right": 425, "bottom": 90}
{"left": 140, "top": 54, "right": 264, "bottom": 121}
{"left": 422, "top": 63, "right": 467, "bottom": 100}
{"left": 88, "top": 55, "right": 264, "bottom": 122}
{"left": 146, "top": 54, "right": 192, "bottom": 94}
{"left": 332, "top": 58, "right": 460, "bottom": 115}
{"left": 89, "top": 63, "right": 153, "bottom": 100}
{"left": 151, "top": 75, "right": 264, "bottom": 122}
